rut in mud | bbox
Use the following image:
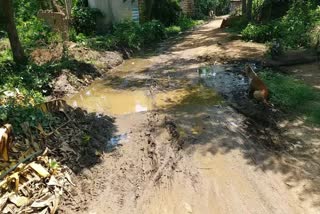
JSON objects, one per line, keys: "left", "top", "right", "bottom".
{"left": 60, "top": 18, "right": 320, "bottom": 214}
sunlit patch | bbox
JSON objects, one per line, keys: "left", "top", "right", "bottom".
{"left": 66, "top": 82, "right": 223, "bottom": 116}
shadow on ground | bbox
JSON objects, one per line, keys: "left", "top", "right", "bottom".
{"left": 158, "top": 87, "right": 320, "bottom": 208}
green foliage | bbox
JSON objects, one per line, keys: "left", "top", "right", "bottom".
{"left": 72, "top": 5, "right": 103, "bottom": 35}
{"left": 13, "top": 0, "right": 41, "bottom": 21}
{"left": 260, "top": 70, "right": 320, "bottom": 125}
{"left": 141, "top": 20, "right": 166, "bottom": 44}
{"left": 241, "top": 22, "right": 281, "bottom": 43}
{"left": 150, "top": 0, "right": 182, "bottom": 26}
{"left": 16, "top": 17, "right": 56, "bottom": 48}
{"left": 113, "top": 20, "right": 143, "bottom": 49}
{"left": 176, "top": 16, "right": 198, "bottom": 31}
{"left": 279, "top": 1, "right": 316, "bottom": 48}
{"left": 239, "top": 1, "right": 320, "bottom": 49}
{"left": 165, "top": 25, "right": 182, "bottom": 36}
{"left": 0, "top": 104, "right": 55, "bottom": 134}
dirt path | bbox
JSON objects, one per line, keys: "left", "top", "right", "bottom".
{"left": 61, "top": 18, "right": 319, "bottom": 214}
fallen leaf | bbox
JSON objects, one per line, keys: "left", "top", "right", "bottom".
{"left": 47, "top": 176, "right": 60, "bottom": 187}
{"left": 65, "top": 172, "right": 75, "bottom": 186}
{"left": 31, "top": 194, "right": 54, "bottom": 208}
{"left": 29, "top": 162, "right": 50, "bottom": 178}
{"left": 0, "top": 192, "right": 10, "bottom": 210}
{"left": 9, "top": 194, "right": 29, "bottom": 207}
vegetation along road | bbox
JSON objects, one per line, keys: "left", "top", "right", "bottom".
{"left": 1, "top": 0, "right": 320, "bottom": 213}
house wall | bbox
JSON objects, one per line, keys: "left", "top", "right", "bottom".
{"left": 180, "top": 0, "right": 195, "bottom": 16}
{"left": 230, "top": 1, "right": 241, "bottom": 15}
{"left": 88, "top": 0, "right": 138, "bottom": 26}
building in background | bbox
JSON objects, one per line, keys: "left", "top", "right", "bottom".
{"left": 88, "top": 0, "right": 139, "bottom": 27}
{"left": 88, "top": 0, "right": 195, "bottom": 29}
{"left": 230, "top": 0, "right": 242, "bottom": 15}
{"left": 180, "top": 0, "right": 195, "bottom": 16}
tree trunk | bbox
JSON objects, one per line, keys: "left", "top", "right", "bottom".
{"left": 242, "top": 0, "right": 247, "bottom": 16}
{"left": 246, "top": 0, "right": 252, "bottom": 20}
{"left": 144, "top": 0, "right": 154, "bottom": 21}
{"left": 1, "top": 0, "right": 26, "bottom": 64}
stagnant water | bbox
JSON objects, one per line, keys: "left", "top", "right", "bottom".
{"left": 66, "top": 61, "right": 253, "bottom": 116}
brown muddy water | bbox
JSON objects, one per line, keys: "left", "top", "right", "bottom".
{"left": 66, "top": 61, "right": 252, "bottom": 116}
{"left": 66, "top": 84, "right": 224, "bottom": 116}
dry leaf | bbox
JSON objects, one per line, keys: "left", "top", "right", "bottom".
{"left": 47, "top": 176, "right": 60, "bottom": 187}
{"left": 9, "top": 194, "right": 29, "bottom": 207}
{"left": 65, "top": 172, "right": 75, "bottom": 186}
{"left": 29, "top": 162, "right": 50, "bottom": 178}
{"left": 0, "top": 192, "right": 10, "bottom": 210}
{"left": 31, "top": 194, "right": 54, "bottom": 208}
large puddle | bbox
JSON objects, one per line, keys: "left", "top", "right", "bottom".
{"left": 66, "top": 83, "right": 223, "bottom": 116}
{"left": 66, "top": 62, "right": 253, "bottom": 116}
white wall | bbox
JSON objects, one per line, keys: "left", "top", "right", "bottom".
{"left": 88, "top": 0, "right": 138, "bottom": 27}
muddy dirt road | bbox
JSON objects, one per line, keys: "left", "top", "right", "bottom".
{"left": 61, "top": 18, "right": 320, "bottom": 214}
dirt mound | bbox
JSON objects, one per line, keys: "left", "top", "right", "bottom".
{"left": 30, "top": 42, "right": 123, "bottom": 69}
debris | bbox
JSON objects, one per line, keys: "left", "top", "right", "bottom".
{"left": 9, "top": 194, "right": 29, "bottom": 207}
{"left": 29, "top": 162, "right": 50, "bottom": 178}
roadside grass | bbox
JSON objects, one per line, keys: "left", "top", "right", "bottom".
{"left": 73, "top": 18, "right": 204, "bottom": 51}
{"left": 260, "top": 70, "right": 320, "bottom": 125}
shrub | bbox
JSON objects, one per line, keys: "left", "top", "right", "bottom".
{"left": 72, "top": 5, "right": 102, "bottom": 35}
{"left": 279, "top": 1, "right": 315, "bottom": 48}
{"left": 141, "top": 20, "right": 166, "bottom": 44}
{"left": 86, "top": 35, "right": 117, "bottom": 50}
{"left": 176, "top": 16, "right": 199, "bottom": 31}
{"left": 151, "top": 0, "right": 182, "bottom": 26}
{"left": 113, "top": 20, "right": 142, "bottom": 49}
{"left": 241, "top": 22, "right": 281, "bottom": 43}
{"left": 166, "top": 25, "right": 182, "bottom": 36}
{"left": 17, "top": 17, "right": 55, "bottom": 48}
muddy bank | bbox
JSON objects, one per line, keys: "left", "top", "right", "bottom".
{"left": 30, "top": 42, "right": 123, "bottom": 99}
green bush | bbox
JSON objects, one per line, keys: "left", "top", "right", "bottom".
{"left": 240, "top": 2, "right": 320, "bottom": 48}
{"left": 72, "top": 5, "right": 102, "bottom": 35}
{"left": 86, "top": 35, "right": 117, "bottom": 50}
{"left": 165, "top": 25, "right": 182, "bottom": 36}
{"left": 113, "top": 20, "right": 142, "bottom": 49}
{"left": 17, "top": 17, "right": 55, "bottom": 48}
{"left": 141, "top": 20, "right": 166, "bottom": 44}
{"left": 150, "top": 0, "right": 182, "bottom": 26}
{"left": 279, "top": 1, "right": 315, "bottom": 48}
{"left": 176, "top": 16, "right": 199, "bottom": 31}
{"left": 241, "top": 22, "right": 281, "bottom": 43}
{"left": 112, "top": 20, "right": 166, "bottom": 49}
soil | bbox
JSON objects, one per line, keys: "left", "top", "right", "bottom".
{"left": 55, "top": 17, "right": 320, "bottom": 214}
{"left": 30, "top": 42, "right": 123, "bottom": 99}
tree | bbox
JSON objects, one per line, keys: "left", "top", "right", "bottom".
{"left": 246, "top": 0, "right": 252, "bottom": 20}
{"left": 0, "top": 0, "right": 26, "bottom": 64}
{"left": 242, "top": 0, "right": 246, "bottom": 15}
